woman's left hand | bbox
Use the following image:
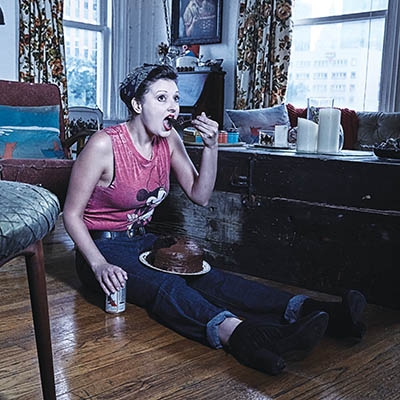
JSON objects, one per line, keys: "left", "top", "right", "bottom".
{"left": 191, "top": 112, "right": 219, "bottom": 149}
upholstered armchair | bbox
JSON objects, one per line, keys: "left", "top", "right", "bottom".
{"left": 0, "top": 80, "right": 99, "bottom": 207}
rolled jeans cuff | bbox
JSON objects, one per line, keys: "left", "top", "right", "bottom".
{"left": 284, "top": 294, "right": 308, "bottom": 323}
{"left": 206, "top": 311, "right": 238, "bottom": 349}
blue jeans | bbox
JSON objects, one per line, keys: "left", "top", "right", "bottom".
{"left": 75, "top": 233, "right": 307, "bottom": 348}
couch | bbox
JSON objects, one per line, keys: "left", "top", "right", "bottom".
{"left": 356, "top": 110, "right": 400, "bottom": 150}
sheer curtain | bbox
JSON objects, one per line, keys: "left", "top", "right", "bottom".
{"left": 108, "top": 0, "right": 130, "bottom": 122}
{"left": 19, "top": 0, "right": 68, "bottom": 133}
{"left": 235, "top": 0, "right": 293, "bottom": 109}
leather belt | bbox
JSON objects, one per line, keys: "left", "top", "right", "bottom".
{"left": 89, "top": 226, "right": 146, "bottom": 240}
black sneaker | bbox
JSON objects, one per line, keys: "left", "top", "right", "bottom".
{"left": 228, "top": 311, "right": 328, "bottom": 374}
{"left": 228, "top": 336, "right": 286, "bottom": 375}
{"left": 275, "top": 311, "right": 329, "bottom": 360}
{"left": 329, "top": 290, "right": 367, "bottom": 340}
{"left": 301, "top": 290, "right": 367, "bottom": 340}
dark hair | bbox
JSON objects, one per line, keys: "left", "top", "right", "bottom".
{"left": 120, "top": 64, "right": 178, "bottom": 117}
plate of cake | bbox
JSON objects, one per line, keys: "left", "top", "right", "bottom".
{"left": 139, "top": 236, "right": 211, "bottom": 275}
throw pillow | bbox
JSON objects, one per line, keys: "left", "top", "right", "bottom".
{"left": 226, "top": 104, "right": 290, "bottom": 143}
{"left": 0, "top": 105, "right": 64, "bottom": 159}
{"left": 286, "top": 103, "right": 307, "bottom": 128}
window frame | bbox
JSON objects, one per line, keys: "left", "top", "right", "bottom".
{"left": 293, "top": 10, "right": 387, "bottom": 28}
{"left": 288, "top": 2, "right": 397, "bottom": 112}
{"left": 379, "top": 0, "right": 400, "bottom": 112}
{"left": 63, "top": 0, "right": 111, "bottom": 117}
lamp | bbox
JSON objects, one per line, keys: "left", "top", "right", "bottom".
{"left": 0, "top": 7, "right": 5, "bottom": 25}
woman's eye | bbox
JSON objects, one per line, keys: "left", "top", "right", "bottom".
{"left": 174, "top": 95, "right": 180, "bottom": 103}
{"left": 158, "top": 95, "right": 166, "bottom": 101}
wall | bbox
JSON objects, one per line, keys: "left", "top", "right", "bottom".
{"left": 127, "top": 0, "right": 239, "bottom": 113}
{"left": 199, "top": 1, "right": 239, "bottom": 111}
{"left": 0, "top": 0, "right": 18, "bottom": 80}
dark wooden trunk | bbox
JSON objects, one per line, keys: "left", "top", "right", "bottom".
{"left": 150, "top": 147, "right": 400, "bottom": 309}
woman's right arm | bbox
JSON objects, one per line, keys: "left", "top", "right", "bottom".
{"left": 63, "top": 132, "right": 127, "bottom": 295}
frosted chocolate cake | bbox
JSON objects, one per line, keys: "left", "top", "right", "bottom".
{"left": 149, "top": 236, "right": 204, "bottom": 273}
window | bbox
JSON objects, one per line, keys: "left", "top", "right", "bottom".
{"left": 286, "top": 0, "right": 389, "bottom": 111}
{"left": 63, "top": 0, "right": 110, "bottom": 111}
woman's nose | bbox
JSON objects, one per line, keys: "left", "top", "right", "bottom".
{"left": 167, "top": 101, "right": 178, "bottom": 112}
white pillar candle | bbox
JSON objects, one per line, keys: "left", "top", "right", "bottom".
{"left": 296, "top": 118, "right": 318, "bottom": 153}
{"left": 317, "top": 108, "right": 341, "bottom": 153}
{"left": 274, "top": 125, "right": 288, "bottom": 147}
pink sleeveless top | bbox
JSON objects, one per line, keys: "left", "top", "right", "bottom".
{"left": 83, "top": 123, "right": 170, "bottom": 231}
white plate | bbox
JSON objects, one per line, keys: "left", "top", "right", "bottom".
{"left": 139, "top": 251, "right": 211, "bottom": 276}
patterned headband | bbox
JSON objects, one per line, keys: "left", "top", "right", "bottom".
{"left": 119, "top": 64, "right": 161, "bottom": 101}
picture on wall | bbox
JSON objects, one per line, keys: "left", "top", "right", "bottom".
{"left": 171, "top": 0, "right": 223, "bottom": 46}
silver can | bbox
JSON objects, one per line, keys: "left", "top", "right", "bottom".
{"left": 105, "top": 286, "right": 126, "bottom": 314}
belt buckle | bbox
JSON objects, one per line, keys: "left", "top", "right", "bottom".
{"left": 127, "top": 225, "right": 145, "bottom": 238}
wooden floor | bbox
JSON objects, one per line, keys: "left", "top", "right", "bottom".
{"left": 1, "top": 217, "right": 400, "bottom": 400}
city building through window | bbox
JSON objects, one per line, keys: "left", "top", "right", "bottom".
{"left": 286, "top": 0, "right": 389, "bottom": 111}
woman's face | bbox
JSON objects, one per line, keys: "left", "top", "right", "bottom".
{"left": 139, "top": 78, "right": 180, "bottom": 137}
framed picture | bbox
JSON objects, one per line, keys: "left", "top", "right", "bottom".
{"left": 171, "top": 0, "right": 223, "bottom": 46}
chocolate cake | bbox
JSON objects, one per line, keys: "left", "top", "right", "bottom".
{"left": 149, "top": 236, "right": 204, "bottom": 273}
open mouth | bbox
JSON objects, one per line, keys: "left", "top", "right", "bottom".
{"left": 164, "top": 116, "right": 177, "bottom": 131}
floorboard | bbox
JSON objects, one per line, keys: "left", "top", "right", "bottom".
{"left": 1, "top": 216, "right": 399, "bottom": 399}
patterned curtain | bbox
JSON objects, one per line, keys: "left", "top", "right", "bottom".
{"left": 19, "top": 0, "right": 69, "bottom": 136}
{"left": 236, "top": 0, "right": 293, "bottom": 109}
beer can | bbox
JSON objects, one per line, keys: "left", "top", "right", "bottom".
{"left": 105, "top": 286, "right": 126, "bottom": 314}
{"left": 218, "top": 130, "right": 228, "bottom": 143}
{"left": 227, "top": 129, "right": 239, "bottom": 143}
{"left": 195, "top": 130, "right": 203, "bottom": 143}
